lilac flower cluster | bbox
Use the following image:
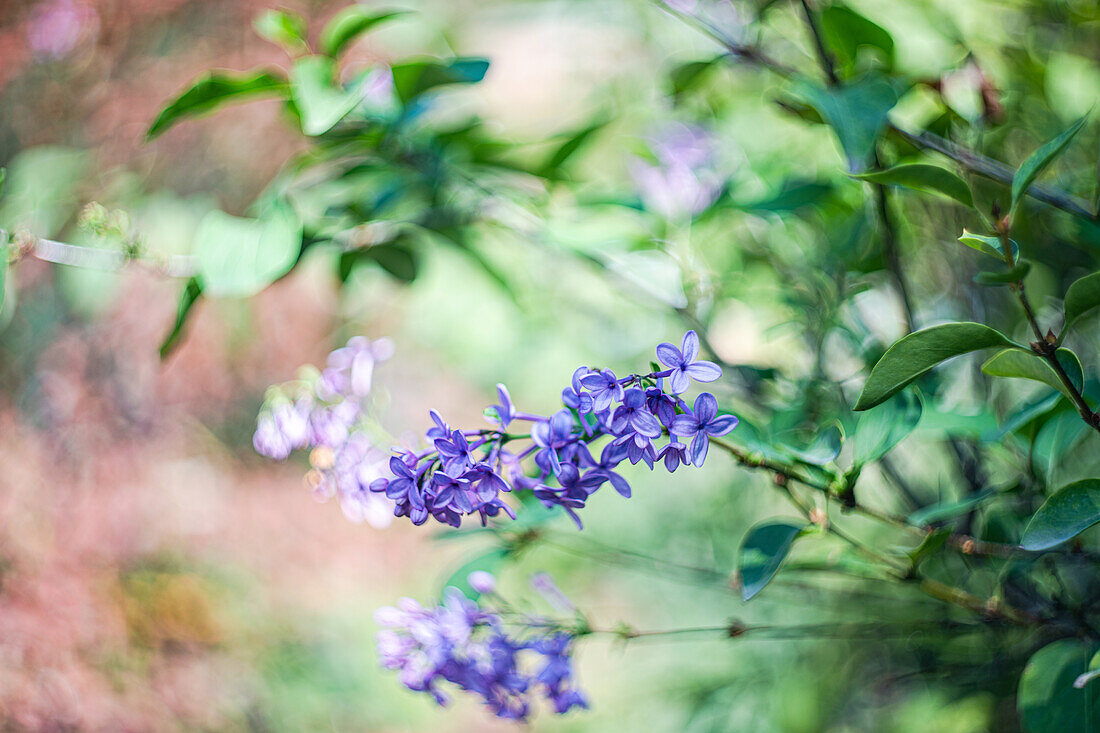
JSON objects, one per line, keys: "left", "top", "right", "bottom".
{"left": 369, "top": 330, "right": 737, "bottom": 529}
{"left": 253, "top": 336, "right": 396, "bottom": 527}
{"left": 375, "top": 576, "right": 586, "bottom": 720}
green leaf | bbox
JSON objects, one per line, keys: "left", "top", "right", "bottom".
{"left": 851, "top": 164, "right": 972, "bottom": 207}
{"left": 539, "top": 120, "right": 607, "bottom": 178}
{"left": 1011, "top": 116, "right": 1088, "bottom": 217}
{"left": 0, "top": 146, "right": 88, "bottom": 236}
{"left": 668, "top": 56, "right": 722, "bottom": 98}
{"left": 974, "top": 260, "right": 1031, "bottom": 285}
{"left": 852, "top": 389, "right": 922, "bottom": 465}
{"left": 855, "top": 323, "right": 1019, "bottom": 410}
{"left": 1018, "top": 640, "right": 1100, "bottom": 733}
{"left": 820, "top": 5, "right": 895, "bottom": 73}
{"left": 146, "top": 69, "right": 288, "bottom": 139}
{"left": 789, "top": 73, "right": 898, "bottom": 171}
{"left": 194, "top": 205, "right": 302, "bottom": 298}
{"left": 958, "top": 229, "right": 1019, "bottom": 262}
{"left": 1021, "top": 479, "right": 1100, "bottom": 551}
{"left": 253, "top": 9, "right": 308, "bottom": 55}
{"left": 738, "top": 521, "right": 806, "bottom": 601}
{"left": 908, "top": 489, "right": 995, "bottom": 527}
{"left": 390, "top": 58, "right": 490, "bottom": 104}
{"left": 982, "top": 348, "right": 1083, "bottom": 402}
{"left": 1032, "top": 412, "right": 1089, "bottom": 482}
{"left": 320, "top": 8, "right": 408, "bottom": 58}
{"left": 985, "top": 391, "right": 1064, "bottom": 441}
{"left": 340, "top": 243, "right": 419, "bottom": 283}
{"left": 1062, "top": 271, "right": 1100, "bottom": 340}
{"left": 290, "top": 55, "right": 367, "bottom": 136}
{"left": 907, "top": 527, "right": 950, "bottom": 565}
{"left": 440, "top": 547, "right": 508, "bottom": 600}
{"left": 159, "top": 277, "right": 202, "bottom": 359}
{"left": 778, "top": 424, "right": 844, "bottom": 466}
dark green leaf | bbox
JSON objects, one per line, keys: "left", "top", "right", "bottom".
{"left": 391, "top": 58, "right": 490, "bottom": 104}
{"left": 440, "top": 547, "right": 509, "bottom": 600}
{"left": 738, "top": 521, "right": 806, "bottom": 601}
{"left": 344, "top": 243, "right": 419, "bottom": 283}
{"left": 1021, "top": 479, "right": 1100, "bottom": 551}
{"left": 290, "top": 55, "right": 366, "bottom": 136}
{"left": 1011, "top": 116, "right": 1088, "bottom": 217}
{"left": 1018, "top": 640, "right": 1100, "bottom": 733}
{"left": 958, "top": 229, "right": 1019, "bottom": 262}
{"left": 851, "top": 164, "right": 972, "bottom": 207}
{"left": 982, "top": 348, "right": 1083, "bottom": 402}
{"left": 974, "top": 260, "right": 1031, "bottom": 285}
{"left": 789, "top": 73, "right": 898, "bottom": 171}
{"left": 195, "top": 205, "right": 302, "bottom": 298}
{"left": 907, "top": 527, "right": 950, "bottom": 565}
{"left": 146, "top": 69, "right": 288, "bottom": 139}
{"left": 820, "top": 5, "right": 895, "bottom": 73}
{"left": 985, "top": 391, "right": 1064, "bottom": 441}
{"left": 852, "top": 389, "right": 922, "bottom": 465}
{"left": 1062, "top": 271, "right": 1100, "bottom": 340}
{"left": 1032, "top": 412, "right": 1089, "bottom": 482}
{"left": 739, "top": 180, "right": 835, "bottom": 213}
{"left": 668, "top": 56, "right": 722, "bottom": 97}
{"left": 159, "top": 277, "right": 202, "bottom": 359}
{"left": 320, "top": 8, "right": 408, "bottom": 58}
{"left": 253, "top": 9, "right": 308, "bottom": 55}
{"left": 855, "top": 323, "right": 1019, "bottom": 410}
{"left": 908, "top": 489, "right": 995, "bottom": 527}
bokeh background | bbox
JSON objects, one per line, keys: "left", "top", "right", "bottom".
{"left": 1, "top": 0, "right": 1098, "bottom": 730}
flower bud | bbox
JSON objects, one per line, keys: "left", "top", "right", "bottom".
{"left": 467, "top": 571, "right": 496, "bottom": 594}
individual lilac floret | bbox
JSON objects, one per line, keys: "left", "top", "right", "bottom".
{"left": 670, "top": 393, "right": 739, "bottom": 466}
{"left": 657, "top": 330, "right": 721, "bottom": 394}
{"left": 629, "top": 123, "right": 725, "bottom": 220}
{"left": 374, "top": 586, "right": 586, "bottom": 721}
{"left": 468, "top": 571, "right": 497, "bottom": 595}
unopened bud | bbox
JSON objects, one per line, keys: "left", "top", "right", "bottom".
{"left": 961, "top": 539, "right": 976, "bottom": 555}
{"left": 1045, "top": 329, "right": 1057, "bottom": 345}
{"left": 809, "top": 508, "right": 828, "bottom": 527}
{"left": 467, "top": 571, "right": 496, "bottom": 594}
{"left": 310, "top": 446, "right": 335, "bottom": 470}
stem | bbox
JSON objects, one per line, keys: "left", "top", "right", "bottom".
{"left": 871, "top": 178, "right": 916, "bottom": 333}
{"left": 797, "top": 0, "right": 839, "bottom": 85}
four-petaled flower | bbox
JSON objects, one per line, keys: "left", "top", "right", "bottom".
{"left": 578, "top": 368, "right": 623, "bottom": 412}
{"left": 657, "top": 330, "right": 721, "bottom": 394}
{"left": 670, "top": 393, "right": 739, "bottom": 466}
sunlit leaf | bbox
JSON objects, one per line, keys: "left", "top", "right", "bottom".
{"left": 1018, "top": 640, "right": 1100, "bottom": 733}
{"left": 195, "top": 205, "right": 302, "bottom": 298}
{"left": 852, "top": 164, "right": 972, "bottom": 207}
{"left": 146, "top": 70, "right": 288, "bottom": 139}
{"left": 738, "top": 521, "right": 806, "bottom": 601}
{"left": 855, "top": 323, "right": 1019, "bottom": 410}
{"left": 253, "top": 9, "right": 308, "bottom": 55}
{"left": 1021, "top": 479, "right": 1100, "bottom": 551}
{"left": 1062, "top": 271, "right": 1100, "bottom": 340}
{"left": 820, "top": 5, "right": 895, "bottom": 73}
{"left": 320, "top": 7, "right": 409, "bottom": 58}
{"left": 539, "top": 119, "right": 607, "bottom": 178}
{"left": 958, "top": 229, "right": 1019, "bottom": 262}
{"left": 982, "top": 348, "right": 1083, "bottom": 402}
{"left": 290, "top": 55, "right": 367, "bottom": 136}
{"left": 391, "top": 58, "right": 490, "bottom": 104}
{"left": 1011, "top": 116, "right": 1088, "bottom": 217}
{"left": 852, "top": 389, "right": 922, "bottom": 465}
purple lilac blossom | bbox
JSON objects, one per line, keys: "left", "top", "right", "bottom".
{"left": 374, "top": 584, "right": 586, "bottom": 721}
{"left": 365, "top": 330, "right": 737, "bottom": 529}
{"left": 628, "top": 123, "right": 724, "bottom": 220}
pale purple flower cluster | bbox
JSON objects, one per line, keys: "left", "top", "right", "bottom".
{"left": 375, "top": 579, "right": 586, "bottom": 720}
{"left": 253, "top": 336, "right": 396, "bottom": 527}
{"left": 369, "top": 330, "right": 737, "bottom": 529}
{"left": 629, "top": 123, "right": 725, "bottom": 219}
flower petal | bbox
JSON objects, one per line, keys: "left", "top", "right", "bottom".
{"left": 680, "top": 330, "right": 700, "bottom": 363}
{"left": 705, "top": 414, "right": 739, "bottom": 436}
{"left": 694, "top": 392, "right": 718, "bottom": 424}
{"left": 669, "top": 369, "right": 690, "bottom": 394}
{"left": 684, "top": 360, "right": 721, "bottom": 383}
{"left": 690, "top": 433, "right": 709, "bottom": 467}
{"left": 655, "top": 342, "right": 683, "bottom": 368}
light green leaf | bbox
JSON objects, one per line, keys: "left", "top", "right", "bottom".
{"left": 195, "top": 205, "right": 302, "bottom": 298}
{"left": 1062, "top": 271, "right": 1100, "bottom": 340}
{"left": 146, "top": 70, "right": 288, "bottom": 139}
{"left": 779, "top": 423, "right": 844, "bottom": 466}
{"left": 852, "top": 164, "right": 972, "bottom": 206}
{"left": 440, "top": 547, "right": 508, "bottom": 601}
{"left": 982, "top": 348, "right": 1083, "bottom": 402}
{"left": 1018, "top": 640, "right": 1100, "bottom": 733}
{"left": 820, "top": 5, "right": 894, "bottom": 73}
{"left": 855, "top": 323, "right": 1019, "bottom": 410}
{"left": 789, "top": 73, "right": 898, "bottom": 171}
{"left": 958, "top": 229, "right": 1018, "bottom": 262}
{"left": 853, "top": 389, "right": 922, "bottom": 465}
{"left": 974, "top": 260, "right": 1031, "bottom": 286}
{"left": 738, "top": 521, "right": 806, "bottom": 601}
{"left": 320, "top": 8, "right": 408, "bottom": 58}
{"left": 253, "top": 9, "right": 308, "bottom": 55}
{"left": 1011, "top": 116, "right": 1088, "bottom": 217}
{"left": 908, "top": 489, "right": 995, "bottom": 527}
{"left": 1021, "top": 479, "right": 1100, "bottom": 551}
{"left": 0, "top": 146, "right": 88, "bottom": 236}
{"left": 390, "top": 58, "right": 490, "bottom": 104}
{"left": 290, "top": 55, "right": 368, "bottom": 136}
{"left": 539, "top": 119, "right": 607, "bottom": 178}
